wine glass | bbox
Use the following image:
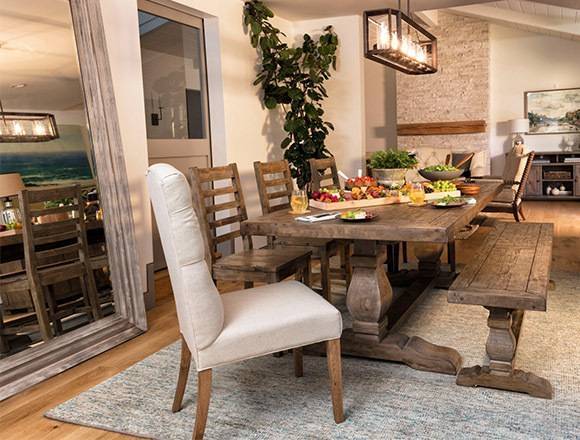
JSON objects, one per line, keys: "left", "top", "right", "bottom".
{"left": 408, "top": 183, "right": 426, "bottom": 206}
{"left": 290, "top": 189, "right": 308, "bottom": 213}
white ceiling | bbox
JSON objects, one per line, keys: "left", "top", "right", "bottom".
{"left": 451, "top": 0, "right": 580, "bottom": 40}
{"left": 266, "top": 0, "right": 578, "bottom": 21}
{"left": 266, "top": 0, "right": 498, "bottom": 20}
{"left": 0, "top": 0, "right": 83, "bottom": 111}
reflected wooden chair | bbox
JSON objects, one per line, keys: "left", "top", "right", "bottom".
{"left": 148, "top": 164, "right": 344, "bottom": 439}
{"left": 483, "top": 152, "right": 535, "bottom": 222}
{"left": 189, "top": 163, "right": 311, "bottom": 287}
{"left": 19, "top": 185, "right": 101, "bottom": 336}
{"left": 254, "top": 160, "right": 339, "bottom": 301}
{"left": 0, "top": 261, "right": 43, "bottom": 353}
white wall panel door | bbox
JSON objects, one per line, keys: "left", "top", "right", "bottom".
{"left": 139, "top": 0, "right": 211, "bottom": 271}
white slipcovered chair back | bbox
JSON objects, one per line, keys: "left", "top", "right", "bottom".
{"left": 146, "top": 164, "right": 224, "bottom": 365}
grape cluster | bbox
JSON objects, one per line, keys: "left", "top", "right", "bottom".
{"left": 432, "top": 180, "right": 457, "bottom": 192}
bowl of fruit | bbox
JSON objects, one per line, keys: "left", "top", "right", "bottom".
{"left": 419, "top": 164, "right": 464, "bottom": 182}
{"left": 339, "top": 209, "right": 377, "bottom": 222}
{"left": 422, "top": 180, "right": 457, "bottom": 194}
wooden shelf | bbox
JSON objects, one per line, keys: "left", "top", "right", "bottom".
{"left": 397, "top": 120, "right": 486, "bottom": 136}
{"left": 524, "top": 152, "right": 580, "bottom": 201}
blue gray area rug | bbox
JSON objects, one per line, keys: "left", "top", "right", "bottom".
{"left": 46, "top": 271, "right": 580, "bottom": 439}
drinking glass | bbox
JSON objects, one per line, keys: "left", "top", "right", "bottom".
{"left": 291, "top": 190, "right": 308, "bottom": 213}
{"left": 409, "top": 183, "right": 426, "bottom": 205}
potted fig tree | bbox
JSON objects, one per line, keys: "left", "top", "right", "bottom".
{"left": 368, "top": 149, "right": 418, "bottom": 187}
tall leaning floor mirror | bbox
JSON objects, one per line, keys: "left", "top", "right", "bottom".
{"left": 0, "top": 0, "right": 146, "bottom": 400}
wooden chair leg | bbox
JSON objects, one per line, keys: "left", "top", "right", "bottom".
{"left": 45, "top": 285, "right": 62, "bottom": 335}
{"left": 193, "top": 369, "right": 212, "bottom": 440}
{"left": 326, "top": 338, "right": 345, "bottom": 424}
{"left": 173, "top": 335, "right": 192, "bottom": 413}
{"left": 519, "top": 204, "right": 526, "bottom": 221}
{"left": 83, "top": 267, "right": 102, "bottom": 320}
{"left": 342, "top": 242, "right": 352, "bottom": 287}
{"left": 29, "top": 284, "right": 52, "bottom": 342}
{"left": 512, "top": 204, "right": 521, "bottom": 222}
{"left": 0, "top": 305, "right": 9, "bottom": 354}
{"left": 447, "top": 241, "right": 456, "bottom": 273}
{"left": 320, "top": 251, "right": 331, "bottom": 301}
{"left": 294, "top": 347, "right": 303, "bottom": 377}
{"left": 244, "top": 281, "right": 254, "bottom": 289}
{"left": 302, "top": 258, "right": 312, "bottom": 288}
{"left": 402, "top": 241, "right": 408, "bottom": 264}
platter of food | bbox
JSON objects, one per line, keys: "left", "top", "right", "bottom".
{"left": 339, "top": 210, "right": 377, "bottom": 222}
{"left": 308, "top": 177, "right": 466, "bottom": 211}
{"left": 309, "top": 185, "right": 405, "bottom": 210}
{"left": 429, "top": 195, "right": 467, "bottom": 208}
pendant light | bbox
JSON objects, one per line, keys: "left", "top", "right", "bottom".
{"left": 364, "top": 0, "right": 438, "bottom": 75}
{"left": 0, "top": 100, "right": 59, "bottom": 143}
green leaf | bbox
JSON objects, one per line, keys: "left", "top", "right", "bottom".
{"left": 265, "top": 96, "right": 278, "bottom": 109}
{"left": 281, "top": 137, "right": 291, "bottom": 149}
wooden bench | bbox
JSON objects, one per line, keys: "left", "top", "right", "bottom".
{"left": 448, "top": 222, "right": 554, "bottom": 399}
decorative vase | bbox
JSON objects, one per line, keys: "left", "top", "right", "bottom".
{"left": 371, "top": 168, "right": 407, "bottom": 187}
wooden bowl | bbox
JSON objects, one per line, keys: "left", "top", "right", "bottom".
{"left": 457, "top": 183, "right": 481, "bottom": 196}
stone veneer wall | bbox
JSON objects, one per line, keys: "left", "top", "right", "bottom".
{"left": 397, "top": 12, "right": 490, "bottom": 173}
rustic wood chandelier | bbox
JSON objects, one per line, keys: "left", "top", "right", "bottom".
{"left": 364, "top": 1, "right": 437, "bottom": 75}
{"left": 0, "top": 100, "right": 59, "bottom": 143}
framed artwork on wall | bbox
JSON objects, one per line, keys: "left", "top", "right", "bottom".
{"left": 525, "top": 87, "right": 580, "bottom": 135}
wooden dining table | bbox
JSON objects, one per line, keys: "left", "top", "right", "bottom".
{"left": 242, "top": 180, "right": 504, "bottom": 375}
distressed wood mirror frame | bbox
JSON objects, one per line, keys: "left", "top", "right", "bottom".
{"left": 0, "top": 0, "right": 147, "bottom": 401}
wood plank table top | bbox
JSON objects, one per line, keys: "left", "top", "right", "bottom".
{"left": 242, "top": 180, "right": 504, "bottom": 243}
{"left": 449, "top": 222, "right": 553, "bottom": 311}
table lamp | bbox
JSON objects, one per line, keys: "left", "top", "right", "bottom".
{"left": 509, "top": 118, "right": 530, "bottom": 147}
{"left": 0, "top": 173, "right": 25, "bottom": 229}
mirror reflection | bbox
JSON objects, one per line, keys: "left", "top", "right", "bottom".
{"left": 0, "top": 0, "right": 114, "bottom": 358}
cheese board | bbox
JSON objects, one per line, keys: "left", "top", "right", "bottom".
{"left": 309, "top": 195, "right": 407, "bottom": 210}
{"left": 309, "top": 190, "right": 461, "bottom": 211}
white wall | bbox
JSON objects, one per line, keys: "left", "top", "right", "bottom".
{"left": 293, "top": 15, "right": 366, "bottom": 179}
{"left": 490, "top": 24, "right": 580, "bottom": 174}
{"left": 364, "top": 59, "right": 397, "bottom": 154}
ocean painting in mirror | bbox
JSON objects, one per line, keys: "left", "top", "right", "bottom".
{"left": 0, "top": 125, "right": 94, "bottom": 186}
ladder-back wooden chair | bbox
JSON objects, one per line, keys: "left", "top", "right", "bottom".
{"left": 308, "top": 157, "right": 355, "bottom": 284}
{"left": 189, "top": 163, "right": 311, "bottom": 287}
{"left": 483, "top": 152, "right": 535, "bottom": 222}
{"left": 254, "top": 160, "right": 339, "bottom": 301}
{"left": 309, "top": 157, "right": 340, "bottom": 192}
{"left": 19, "top": 185, "right": 101, "bottom": 337}
{"left": 0, "top": 260, "right": 41, "bottom": 353}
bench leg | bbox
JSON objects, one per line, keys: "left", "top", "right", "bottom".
{"left": 456, "top": 307, "right": 553, "bottom": 399}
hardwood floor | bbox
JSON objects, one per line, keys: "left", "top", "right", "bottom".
{"left": 0, "top": 201, "right": 577, "bottom": 440}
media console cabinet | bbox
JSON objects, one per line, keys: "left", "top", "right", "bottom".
{"left": 524, "top": 151, "right": 580, "bottom": 201}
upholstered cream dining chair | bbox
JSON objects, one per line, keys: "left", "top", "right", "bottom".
{"left": 147, "top": 164, "right": 345, "bottom": 440}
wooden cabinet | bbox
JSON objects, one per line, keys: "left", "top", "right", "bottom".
{"left": 525, "top": 165, "right": 542, "bottom": 197}
{"left": 523, "top": 152, "right": 580, "bottom": 200}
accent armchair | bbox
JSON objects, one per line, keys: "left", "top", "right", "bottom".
{"left": 147, "top": 164, "right": 345, "bottom": 439}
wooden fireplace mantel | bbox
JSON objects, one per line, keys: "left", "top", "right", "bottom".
{"left": 397, "top": 120, "right": 487, "bottom": 136}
